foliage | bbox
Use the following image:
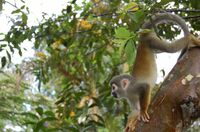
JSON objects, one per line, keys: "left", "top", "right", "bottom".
{"left": 1, "top": 0, "right": 200, "bottom": 131}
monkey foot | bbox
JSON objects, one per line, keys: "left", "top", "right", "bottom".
{"left": 125, "top": 117, "right": 137, "bottom": 132}
{"left": 138, "top": 111, "right": 150, "bottom": 122}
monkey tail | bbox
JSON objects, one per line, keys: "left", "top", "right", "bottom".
{"left": 142, "top": 13, "right": 189, "bottom": 36}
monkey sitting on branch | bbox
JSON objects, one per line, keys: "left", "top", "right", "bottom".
{"left": 109, "top": 12, "right": 200, "bottom": 124}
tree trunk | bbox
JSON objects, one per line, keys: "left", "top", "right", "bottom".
{"left": 127, "top": 47, "right": 200, "bottom": 132}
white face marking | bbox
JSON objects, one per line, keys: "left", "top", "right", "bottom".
{"left": 112, "top": 84, "right": 118, "bottom": 91}
{"left": 111, "top": 84, "right": 119, "bottom": 98}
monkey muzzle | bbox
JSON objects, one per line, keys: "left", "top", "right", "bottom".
{"left": 111, "top": 92, "right": 118, "bottom": 98}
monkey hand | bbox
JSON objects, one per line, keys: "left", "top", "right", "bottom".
{"left": 138, "top": 111, "right": 150, "bottom": 122}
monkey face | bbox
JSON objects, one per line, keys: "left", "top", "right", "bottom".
{"left": 110, "top": 74, "right": 132, "bottom": 99}
{"left": 110, "top": 83, "right": 127, "bottom": 99}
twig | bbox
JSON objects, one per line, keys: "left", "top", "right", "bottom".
{"left": 92, "top": 10, "right": 138, "bottom": 18}
{"left": 166, "top": 9, "right": 200, "bottom": 13}
{"left": 85, "top": 44, "right": 107, "bottom": 55}
{"left": 92, "top": 12, "right": 116, "bottom": 18}
{"left": 183, "top": 15, "right": 200, "bottom": 20}
{"left": 5, "top": 1, "right": 18, "bottom": 9}
{"left": 155, "top": 8, "right": 200, "bottom": 21}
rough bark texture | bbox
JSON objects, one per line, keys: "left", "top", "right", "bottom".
{"left": 127, "top": 47, "right": 200, "bottom": 132}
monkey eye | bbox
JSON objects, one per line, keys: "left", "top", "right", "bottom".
{"left": 112, "top": 85, "right": 116, "bottom": 90}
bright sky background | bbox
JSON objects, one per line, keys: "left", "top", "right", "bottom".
{"left": 0, "top": 0, "right": 68, "bottom": 64}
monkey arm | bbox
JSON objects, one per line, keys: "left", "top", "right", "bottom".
{"left": 131, "top": 83, "right": 151, "bottom": 122}
{"left": 125, "top": 83, "right": 151, "bottom": 131}
{"left": 139, "top": 84, "right": 150, "bottom": 112}
{"left": 138, "top": 83, "right": 151, "bottom": 122}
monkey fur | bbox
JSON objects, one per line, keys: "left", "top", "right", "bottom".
{"left": 110, "top": 13, "right": 200, "bottom": 123}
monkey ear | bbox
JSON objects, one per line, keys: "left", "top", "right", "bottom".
{"left": 121, "top": 79, "right": 130, "bottom": 89}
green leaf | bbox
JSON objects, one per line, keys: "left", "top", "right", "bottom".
{"left": 23, "top": 121, "right": 36, "bottom": 125}
{"left": 9, "top": 45, "right": 14, "bottom": 53}
{"left": 67, "top": 5, "right": 72, "bottom": 13}
{"left": 34, "top": 120, "right": 44, "bottom": 132}
{"left": 125, "top": 39, "right": 136, "bottom": 65}
{"left": 34, "top": 41, "right": 39, "bottom": 49}
{"left": 35, "top": 107, "right": 43, "bottom": 116}
{"left": 130, "top": 10, "right": 145, "bottom": 23}
{"left": 44, "top": 110, "right": 55, "bottom": 117}
{"left": 18, "top": 48, "right": 22, "bottom": 56}
{"left": 6, "top": 50, "right": 11, "bottom": 62}
{"left": 34, "top": 117, "right": 57, "bottom": 131}
{"left": 123, "top": 2, "right": 139, "bottom": 12}
{"left": 66, "top": 126, "right": 79, "bottom": 132}
{"left": 138, "top": 29, "right": 152, "bottom": 34}
{"left": 42, "top": 117, "right": 56, "bottom": 121}
{"left": 22, "top": 13, "right": 28, "bottom": 24}
{"left": 1, "top": 56, "right": 6, "bottom": 68}
{"left": 11, "top": 9, "right": 21, "bottom": 14}
{"left": 0, "top": 44, "right": 6, "bottom": 48}
{"left": 21, "top": 112, "right": 39, "bottom": 119}
{"left": 112, "top": 39, "right": 126, "bottom": 44}
{"left": 115, "top": 27, "right": 130, "bottom": 39}
{"left": 20, "top": 5, "right": 25, "bottom": 9}
{"left": 0, "top": 0, "right": 2, "bottom": 11}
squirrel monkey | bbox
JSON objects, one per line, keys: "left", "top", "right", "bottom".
{"left": 110, "top": 13, "right": 200, "bottom": 123}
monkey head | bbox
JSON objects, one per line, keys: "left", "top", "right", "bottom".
{"left": 109, "top": 74, "right": 134, "bottom": 99}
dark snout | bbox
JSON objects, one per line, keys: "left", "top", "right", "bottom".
{"left": 111, "top": 92, "right": 118, "bottom": 98}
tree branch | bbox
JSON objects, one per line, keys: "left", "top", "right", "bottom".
{"left": 126, "top": 47, "right": 200, "bottom": 132}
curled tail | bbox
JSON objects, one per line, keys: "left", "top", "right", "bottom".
{"left": 139, "top": 13, "right": 190, "bottom": 53}
{"left": 142, "top": 13, "right": 189, "bottom": 36}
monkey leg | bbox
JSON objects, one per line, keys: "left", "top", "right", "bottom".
{"left": 139, "top": 84, "right": 151, "bottom": 122}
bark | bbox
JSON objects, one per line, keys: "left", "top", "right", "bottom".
{"left": 127, "top": 47, "right": 200, "bottom": 132}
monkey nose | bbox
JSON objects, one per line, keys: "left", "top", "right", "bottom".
{"left": 111, "top": 92, "right": 118, "bottom": 98}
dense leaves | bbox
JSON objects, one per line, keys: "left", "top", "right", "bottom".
{"left": 1, "top": 0, "right": 200, "bottom": 131}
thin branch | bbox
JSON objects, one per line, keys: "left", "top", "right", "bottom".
{"left": 155, "top": 8, "right": 200, "bottom": 21}
{"left": 85, "top": 44, "right": 107, "bottom": 56}
{"left": 5, "top": 1, "right": 18, "bottom": 9}
{"left": 92, "top": 12, "right": 116, "bottom": 18}
{"left": 0, "top": 110, "right": 20, "bottom": 115}
{"left": 57, "top": 65, "right": 81, "bottom": 82}
{"left": 92, "top": 10, "right": 138, "bottom": 18}
{"left": 166, "top": 9, "right": 200, "bottom": 13}
{"left": 183, "top": 15, "right": 200, "bottom": 20}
